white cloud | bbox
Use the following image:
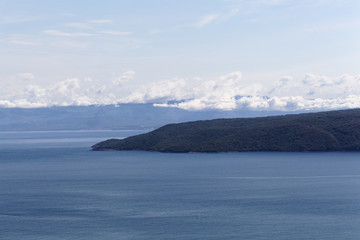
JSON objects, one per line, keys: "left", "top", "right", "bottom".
{"left": 112, "top": 71, "right": 136, "bottom": 85}
{"left": 18, "top": 73, "right": 35, "bottom": 81}
{"left": 219, "top": 8, "right": 240, "bottom": 21}
{"left": 0, "top": 71, "right": 137, "bottom": 108}
{"left": 0, "top": 100, "right": 16, "bottom": 108}
{"left": 194, "top": 7, "right": 239, "bottom": 28}
{"left": 124, "top": 77, "right": 188, "bottom": 103}
{"left": 1, "top": 71, "right": 360, "bottom": 111}
{"left": 136, "top": 72, "right": 360, "bottom": 111}
{"left": 100, "top": 31, "right": 132, "bottom": 36}
{"left": 0, "top": 16, "right": 37, "bottom": 25}
{"left": 149, "top": 28, "right": 161, "bottom": 35}
{"left": 44, "top": 30, "right": 94, "bottom": 37}
{"left": 53, "top": 78, "right": 80, "bottom": 95}
{"left": 88, "top": 19, "right": 112, "bottom": 24}
{"left": 10, "top": 40, "right": 38, "bottom": 46}
{"left": 255, "top": 0, "right": 286, "bottom": 5}
{"left": 195, "top": 14, "right": 220, "bottom": 28}
{"left": 228, "top": 0, "right": 288, "bottom": 6}
{"left": 269, "top": 73, "right": 360, "bottom": 99}
{"left": 12, "top": 99, "right": 47, "bottom": 108}
{"left": 125, "top": 71, "right": 261, "bottom": 110}
{"left": 5, "top": 35, "right": 39, "bottom": 46}
{"left": 24, "top": 85, "right": 46, "bottom": 103}
{"left": 56, "top": 40, "right": 89, "bottom": 49}
{"left": 65, "top": 22, "right": 92, "bottom": 29}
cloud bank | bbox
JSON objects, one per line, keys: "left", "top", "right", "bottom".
{"left": 1, "top": 71, "right": 360, "bottom": 111}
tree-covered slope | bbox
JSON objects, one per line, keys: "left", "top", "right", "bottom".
{"left": 92, "top": 109, "right": 360, "bottom": 152}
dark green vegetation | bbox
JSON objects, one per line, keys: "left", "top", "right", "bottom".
{"left": 92, "top": 109, "right": 360, "bottom": 152}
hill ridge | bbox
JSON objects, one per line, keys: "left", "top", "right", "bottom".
{"left": 92, "top": 109, "right": 360, "bottom": 152}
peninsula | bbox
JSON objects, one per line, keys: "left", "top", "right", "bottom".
{"left": 92, "top": 109, "right": 360, "bottom": 152}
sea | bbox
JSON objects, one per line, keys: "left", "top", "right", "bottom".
{"left": 1, "top": 130, "right": 360, "bottom": 240}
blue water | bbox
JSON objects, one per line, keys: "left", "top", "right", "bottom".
{"left": 1, "top": 131, "right": 360, "bottom": 240}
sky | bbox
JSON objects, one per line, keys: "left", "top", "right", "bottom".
{"left": 0, "top": 0, "right": 359, "bottom": 110}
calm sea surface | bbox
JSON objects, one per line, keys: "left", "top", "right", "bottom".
{"left": 1, "top": 130, "right": 360, "bottom": 240}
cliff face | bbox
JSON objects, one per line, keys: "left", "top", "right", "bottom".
{"left": 92, "top": 109, "right": 360, "bottom": 152}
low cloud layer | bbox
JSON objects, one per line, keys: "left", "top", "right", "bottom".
{"left": 1, "top": 71, "right": 360, "bottom": 111}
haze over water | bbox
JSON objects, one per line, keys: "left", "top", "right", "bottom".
{"left": 1, "top": 130, "right": 360, "bottom": 240}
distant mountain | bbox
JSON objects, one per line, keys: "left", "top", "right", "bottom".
{"left": 92, "top": 108, "right": 360, "bottom": 152}
{"left": 0, "top": 104, "right": 309, "bottom": 131}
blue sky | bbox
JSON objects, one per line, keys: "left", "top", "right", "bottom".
{"left": 1, "top": 0, "right": 359, "bottom": 110}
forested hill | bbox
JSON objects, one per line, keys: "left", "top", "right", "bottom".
{"left": 92, "top": 109, "right": 360, "bottom": 152}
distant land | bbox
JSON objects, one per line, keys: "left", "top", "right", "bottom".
{"left": 0, "top": 104, "right": 313, "bottom": 131}
{"left": 92, "top": 108, "right": 360, "bottom": 152}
